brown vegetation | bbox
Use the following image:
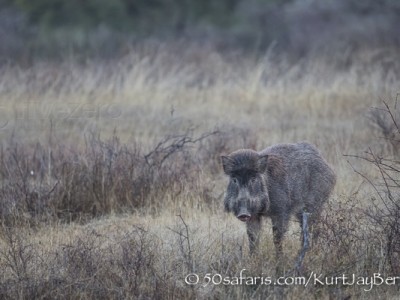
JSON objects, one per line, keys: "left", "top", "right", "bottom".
{"left": 0, "top": 44, "right": 399, "bottom": 299}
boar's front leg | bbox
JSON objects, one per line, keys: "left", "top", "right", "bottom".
{"left": 271, "top": 214, "right": 289, "bottom": 258}
{"left": 246, "top": 216, "right": 261, "bottom": 254}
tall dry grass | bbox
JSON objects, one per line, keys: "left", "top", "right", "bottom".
{"left": 0, "top": 43, "right": 399, "bottom": 299}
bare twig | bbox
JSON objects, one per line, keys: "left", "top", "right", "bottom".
{"left": 166, "top": 211, "right": 194, "bottom": 273}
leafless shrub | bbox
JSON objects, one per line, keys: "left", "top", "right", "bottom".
{"left": 0, "top": 143, "right": 59, "bottom": 225}
{"left": 317, "top": 197, "right": 371, "bottom": 273}
{"left": 167, "top": 213, "right": 194, "bottom": 274}
{"left": 368, "top": 95, "right": 400, "bottom": 156}
{"left": 348, "top": 97, "right": 400, "bottom": 274}
{"left": 0, "top": 227, "right": 34, "bottom": 282}
{"left": 347, "top": 148, "right": 400, "bottom": 274}
{"left": 0, "top": 225, "right": 183, "bottom": 299}
{"left": 46, "top": 227, "right": 160, "bottom": 299}
{"left": 139, "top": 129, "right": 218, "bottom": 210}
{"left": 0, "top": 226, "right": 50, "bottom": 299}
{"left": 0, "top": 129, "right": 218, "bottom": 225}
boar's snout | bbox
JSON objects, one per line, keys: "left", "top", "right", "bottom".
{"left": 237, "top": 205, "right": 251, "bottom": 222}
{"left": 237, "top": 213, "right": 251, "bottom": 222}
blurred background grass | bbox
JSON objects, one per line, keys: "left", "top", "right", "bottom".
{"left": 0, "top": 0, "right": 399, "bottom": 62}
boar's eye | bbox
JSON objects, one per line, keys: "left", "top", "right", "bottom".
{"left": 231, "top": 177, "right": 239, "bottom": 185}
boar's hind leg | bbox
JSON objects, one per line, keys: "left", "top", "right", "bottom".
{"left": 295, "top": 211, "right": 310, "bottom": 270}
{"left": 247, "top": 216, "right": 261, "bottom": 254}
{"left": 299, "top": 205, "right": 323, "bottom": 246}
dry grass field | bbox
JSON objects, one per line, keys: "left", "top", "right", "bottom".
{"left": 0, "top": 43, "right": 399, "bottom": 299}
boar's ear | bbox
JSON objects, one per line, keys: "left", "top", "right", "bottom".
{"left": 221, "top": 155, "right": 233, "bottom": 174}
{"left": 258, "top": 155, "right": 269, "bottom": 173}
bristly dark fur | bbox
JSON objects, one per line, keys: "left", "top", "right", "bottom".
{"left": 221, "top": 142, "right": 336, "bottom": 255}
